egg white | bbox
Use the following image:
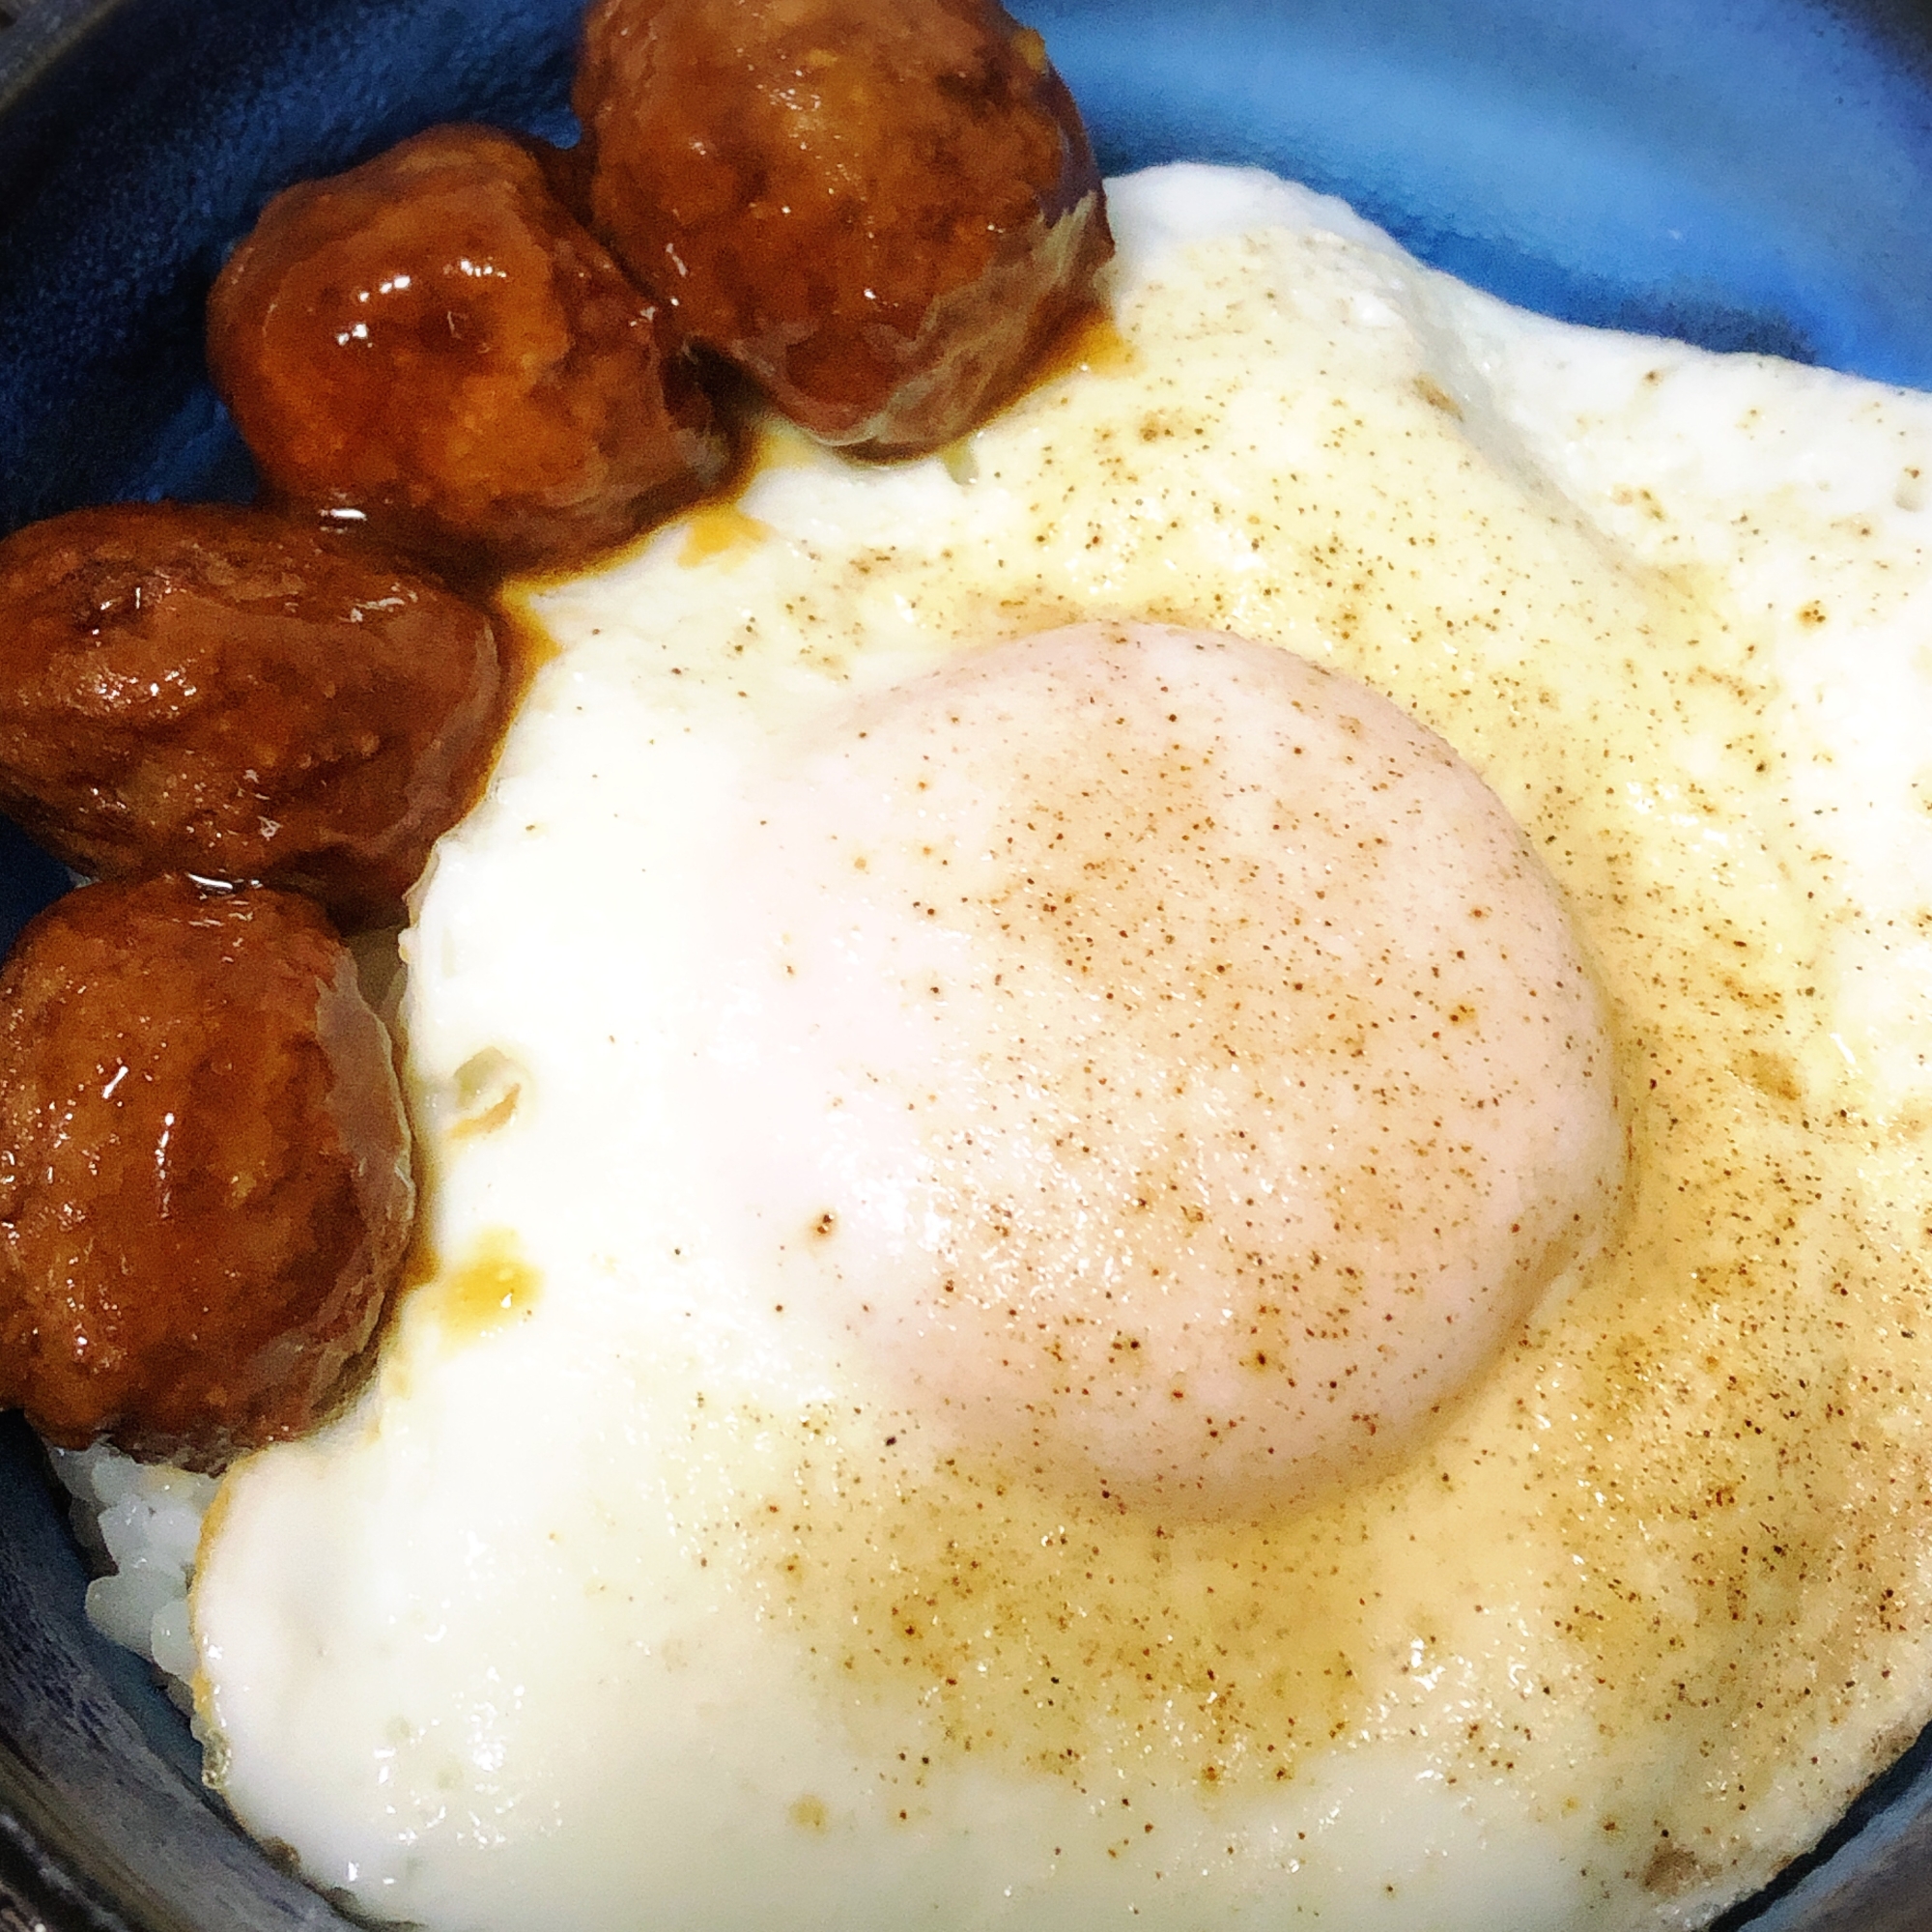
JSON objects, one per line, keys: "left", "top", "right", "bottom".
{"left": 190, "top": 166, "right": 1932, "bottom": 1932}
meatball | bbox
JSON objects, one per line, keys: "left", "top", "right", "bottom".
{"left": 207, "top": 125, "right": 724, "bottom": 570}
{"left": 0, "top": 875, "right": 413, "bottom": 1469}
{"left": 574, "top": 0, "right": 1113, "bottom": 456}
{"left": 0, "top": 501, "right": 500, "bottom": 928}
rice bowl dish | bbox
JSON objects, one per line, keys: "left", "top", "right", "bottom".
{"left": 29, "top": 160, "right": 1932, "bottom": 1930}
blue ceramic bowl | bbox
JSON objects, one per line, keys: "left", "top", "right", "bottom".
{"left": 2, "top": 1, "right": 1931, "bottom": 1926}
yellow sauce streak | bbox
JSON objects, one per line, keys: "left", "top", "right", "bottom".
{"left": 448, "top": 1085, "right": 521, "bottom": 1141}
{"left": 1032, "top": 304, "right": 1138, "bottom": 388}
{"left": 431, "top": 1227, "right": 542, "bottom": 1342}
{"left": 679, "top": 504, "right": 775, "bottom": 568}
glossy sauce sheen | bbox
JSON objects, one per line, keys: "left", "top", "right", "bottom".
{"left": 575, "top": 0, "right": 1113, "bottom": 454}
{"left": 0, "top": 874, "right": 412, "bottom": 1469}
{"left": 0, "top": 502, "right": 501, "bottom": 928}
{"left": 208, "top": 126, "right": 724, "bottom": 571}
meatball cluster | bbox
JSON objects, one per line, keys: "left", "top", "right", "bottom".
{"left": 208, "top": 0, "right": 1110, "bottom": 551}
{"left": 0, "top": 501, "right": 488, "bottom": 1461}
{"left": 0, "top": 0, "right": 1107, "bottom": 1467}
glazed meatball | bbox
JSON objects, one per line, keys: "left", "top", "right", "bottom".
{"left": 208, "top": 125, "right": 724, "bottom": 570}
{"left": 0, "top": 501, "right": 500, "bottom": 928}
{"left": 574, "top": 0, "right": 1113, "bottom": 456}
{"left": 0, "top": 874, "right": 413, "bottom": 1469}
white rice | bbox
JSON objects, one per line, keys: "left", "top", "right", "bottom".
{"left": 48, "top": 1441, "right": 214, "bottom": 1709}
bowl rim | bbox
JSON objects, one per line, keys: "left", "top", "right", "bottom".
{"left": 4, "top": 0, "right": 1932, "bottom": 1927}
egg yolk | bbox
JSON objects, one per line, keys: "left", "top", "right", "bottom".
{"left": 696, "top": 620, "right": 1626, "bottom": 1518}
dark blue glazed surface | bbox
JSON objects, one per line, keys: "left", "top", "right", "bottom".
{"left": 1, "top": 0, "right": 1930, "bottom": 1926}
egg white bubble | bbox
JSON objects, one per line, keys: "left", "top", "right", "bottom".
{"left": 191, "top": 165, "right": 1932, "bottom": 1932}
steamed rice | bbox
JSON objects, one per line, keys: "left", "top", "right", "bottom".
{"left": 50, "top": 1441, "right": 213, "bottom": 1705}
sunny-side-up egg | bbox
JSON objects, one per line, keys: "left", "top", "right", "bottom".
{"left": 186, "top": 165, "right": 1932, "bottom": 1932}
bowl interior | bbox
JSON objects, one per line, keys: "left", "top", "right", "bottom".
{"left": 2, "top": 0, "right": 1931, "bottom": 1926}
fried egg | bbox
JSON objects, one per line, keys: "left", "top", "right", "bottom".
{"left": 190, "top": 165, "right": 1932, "bottom": 1931}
